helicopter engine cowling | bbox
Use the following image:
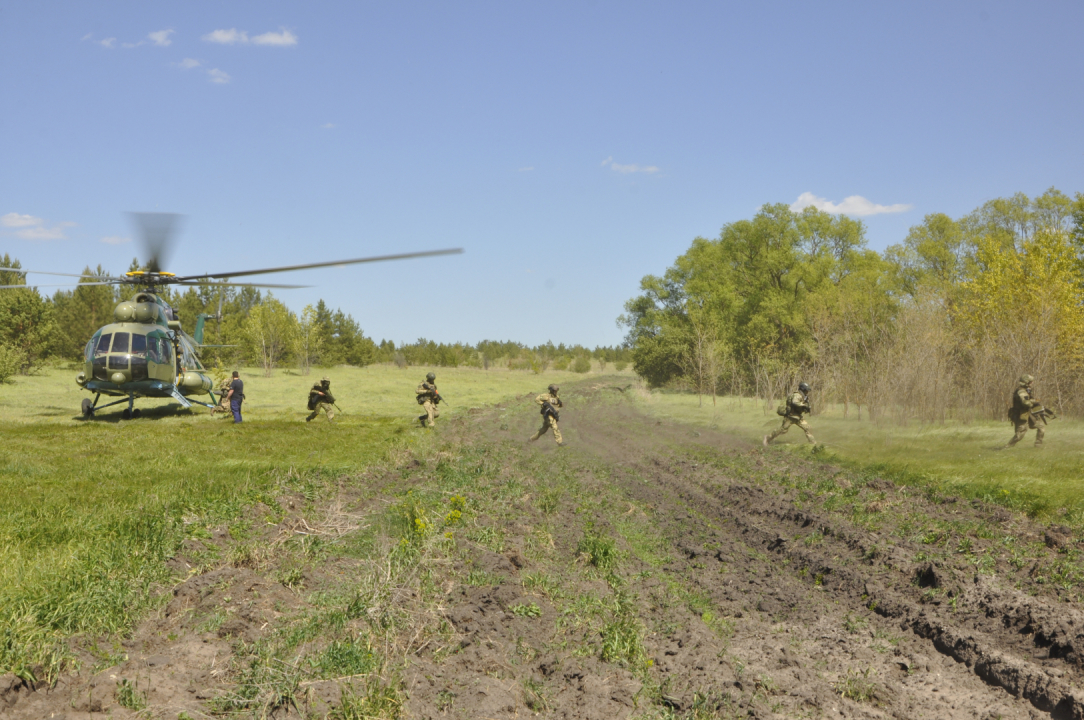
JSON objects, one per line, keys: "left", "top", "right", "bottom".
{"left": 180, "top": 371, "right": 212, "bottom": 392}
{"left": 114, "top": 302, "right": 136, "bottom": 322}
{"left": 134, "top": 303, "right": 159, "bottom": 323}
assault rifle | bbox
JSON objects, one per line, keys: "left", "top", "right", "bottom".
{"left": 542, "top": 401, "right": 560, "bottom": 422}
{"left": 1033, "top": 405, "right": 1058, "bottom": 421}
{"left": 434, "top": 391, "right": 449, "bottom": 406}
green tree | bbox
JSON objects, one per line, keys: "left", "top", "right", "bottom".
{"left": 293, "top": 304, "right": 324, "bottom": 376}
{"left": 242, "top": 295, "right": 296, "bottom": 377}
{"left": 50, "top": 266, "right": 119, "bottom": 359}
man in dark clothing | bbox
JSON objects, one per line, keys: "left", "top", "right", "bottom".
{"left": 226, "top": 370, "right": 244, "bottom": 423}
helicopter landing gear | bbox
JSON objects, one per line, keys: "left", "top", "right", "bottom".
{"left": 81, "top": 398, "right": 95, "bottom": 418}
{"left": 121, "top": 394, "right": 137, "bottom": 420}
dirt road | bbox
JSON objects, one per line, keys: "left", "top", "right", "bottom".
{"left": 3, "top": 386, "right": 1082, "bottom": 719}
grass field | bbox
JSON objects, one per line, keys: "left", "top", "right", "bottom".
{"left": 635, "top": 389, "right": 1084, "bottom": 518}
{"left": 4, "top": 362, "right": 1084, "bottom": 689}
{"left": 0, "top": 363, "right": 600, "bottom": 679}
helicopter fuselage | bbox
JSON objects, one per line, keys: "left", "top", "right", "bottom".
{"left": 76, "top": 291, "right": 216, "bottom": 414}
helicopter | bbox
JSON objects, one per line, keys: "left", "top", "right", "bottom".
{"left": 0, "top": 213, "right": 462, "bottom": 419}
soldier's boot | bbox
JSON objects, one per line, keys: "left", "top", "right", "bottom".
{"left": 419, "top": 414, "right": 428, "bottom": 427}
{"left": 804, "top": 430, "right": 816, "bottom": 444}
{"left": 306, "top": 411, "right": 317, "bottom": 422}
{"left": 1035, "top": 427, "right": 1045, "bottom": 447}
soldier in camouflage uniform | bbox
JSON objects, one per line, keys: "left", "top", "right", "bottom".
{"left": 210, "top": 378, "right": 232, "bottom": 416}
{"left": 1004, "top": 374, "right": 1046, "bottom": 448}
{"left": 306, "top": 376, "right": 336, "bottom": 422}
{"left": 529, "top": 384, "right": 564, "bottom": 445}
{"left": 416, "top": 372, "right": 441, "bottom": 428}
{"left": 764, "top": 382, "right": 815, "bottom": 445}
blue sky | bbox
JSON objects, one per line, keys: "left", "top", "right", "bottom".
{"left": 2, "top": 1, "right": 1082, "bottom": 347}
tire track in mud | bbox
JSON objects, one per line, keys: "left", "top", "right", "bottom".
{"left": 565, "top": 394, "right": 1084, "bottom": 718}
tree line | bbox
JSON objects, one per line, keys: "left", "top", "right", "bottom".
{"left": 620, "top": 188, "right": 1084, "bottom": 421}
{"left": 0, "top": 258, "right": 628, "bottom": 380}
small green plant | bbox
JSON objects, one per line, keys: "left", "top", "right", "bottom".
{"left": 600, "top": 615, "right": 649, "bottom": 670}
{"left": 276, "top": 566, "right": 305, "bottom": 590}
{"left": 572, "top": 356, "right": 591, "bottom": 373}
{"left": 834, "top": 668, "right": 879, "bottom": 703}
{"left": 115, "top": 678, "right": 147, "bottom": 711}
{"left": 511, "top": 602, "right": 542, "bottom": 618}
{"left": 701, "top": 610, "right": 735, "bottom": 639}
{"left": 329, "top": 681, "right": 403, "bottom": 720}
{"left": 522, "top": 572, "right": 563, "bottom": 599}
{"left": 843, "top": 613, "right": 868, "bottom": 634}
{"left": 524, "top": 677, "right": 551, "bottom": 711}
{"left": 537, "top": 487, "right": 563, "bottom": 515}
{"left": 578, "top": 528, "right": 618, "bottom": 570}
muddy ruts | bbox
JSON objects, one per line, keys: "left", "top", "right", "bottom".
{"left": 652, "top": 476, "right": 1084, "bottom": 718}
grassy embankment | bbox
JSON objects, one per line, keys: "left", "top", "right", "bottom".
{"left": 636, "top": 390, "right": 1084, "bottom": 518}
{"left": 0, "top": 363, "right": 590, "bottom": 679}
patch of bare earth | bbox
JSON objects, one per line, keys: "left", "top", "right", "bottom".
{"left": 5, "top": 385, "right": 1084, "bottom": 719}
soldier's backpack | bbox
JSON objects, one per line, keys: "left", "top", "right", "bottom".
{"left": 1007, "top": 406, "right": 1020, "bottom": 424}
{"left": 308, "top": 392, "right": 319, "bottom": 411}
{"left": 776, "top": 402, "right": 787, "bottom": 416}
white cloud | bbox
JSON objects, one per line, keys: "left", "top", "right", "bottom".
{"left": 99, "top": 37, "right": 116, "bottom": 49}
{"left": 1, "top": 212, "right": 41, "bottom": 228}
{"left": 1, "top": 213, "right": 74, "bottom": 240}
{"left": 100, "top": 235, "right": 131, "bottom": 245}
{"left": 251, "top": 28, "right": 298, "bottom": 46}
{"left": 518, "top": 166, "right": 534, "bottom": 172}
{"left": 321, "top": 122, "right": 336, "bottom": 129}
{"left": 601, "top": 156, "right": 659, "bottom": 174}
{"left": 203, "top": 28, "right": 248, "bottom": 44}
{"left": 208, "top": 68, "right": 231, "bottom": 84}
{"left": 789, "top": 192, "right": 913, "bottom": 217}
{"left": 148, "top": 29, "right": 174, "bottom": 47}
{"left": 203, "top": 27, "right": 297, "bottom": 46}
{"left": 175, "top": 58, "right": 202, "bottom": 69}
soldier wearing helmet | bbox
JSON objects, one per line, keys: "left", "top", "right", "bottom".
{"left": 529, "top": 384, "right": 564, "bottom": 446}
{"left": 1004, "top": 374, "right": 1047, "bottom": 448}
{"left": 306, "top": 376, "right": 336, "bottom": 422}
{"left": 764, "top": 381, "right": 815, "bottom": 446}
{"left": 416, "top": 372, "right": 441, "bottom": 428}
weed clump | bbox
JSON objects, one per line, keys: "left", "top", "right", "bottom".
{"left": 578, "top": 526, "right": 618, "bottom": 570}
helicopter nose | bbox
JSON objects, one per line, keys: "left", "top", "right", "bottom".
{"left": 111, "top": 372, "right": 127, "bottom": 385}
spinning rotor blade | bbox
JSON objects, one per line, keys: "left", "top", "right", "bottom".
{"left": 0, "top": 282, "right": 116, "bottom": 289}
{"left": 173, "top": 247, "right": 463, "bottom": 282}
{"left": 174, "top": 280, "right": 310, "bottom": 289}
{"left": 128, "top": 212, "right": 183, "bottom": 274}
{"left": 10, "top": 270, "right": 123, "bottom": 281}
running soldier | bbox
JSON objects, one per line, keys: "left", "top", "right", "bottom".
{"left": 764, "top": 382, "right": 815, "bottom": 445}
{"left": 1004, "top": 374, "right": 1050, "bottom": 448}
{"left": 416, "top": 372, "right": 441, "bottom": 428}
{"left": 306, "top": 376, "right": 336, "bottom": 422}
{"left": 529, "top": 384, "right": 564, "bottom": 446}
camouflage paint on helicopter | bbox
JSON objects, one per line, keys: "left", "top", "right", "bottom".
{"left": 75, "top": 278, "right": 216, "bottom": 418}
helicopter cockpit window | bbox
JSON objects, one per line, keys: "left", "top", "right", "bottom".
{"left": 85, "top": 331, "right": 102, "bottom": 362}
{"left": 95, "top": 333, "right": 112, "bottom": 356}
{"left": 146, "top": 336, "right": 160, "bottom": 364}
{"left": 131, "top": 333, "right": 147, "bottom": 356}
{"left": 112, "top": 332, "right": 130, "bottom": 354}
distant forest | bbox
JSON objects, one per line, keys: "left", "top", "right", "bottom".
{"left": 0, "top": 256, "right": 629, "bottom": 380}
{"left": 620, "top": 188, "right": 1084, "bottom": 420}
